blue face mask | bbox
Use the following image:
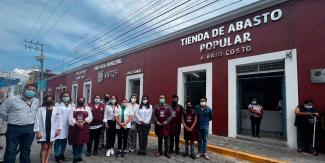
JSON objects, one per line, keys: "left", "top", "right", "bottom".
{"left": 25, "top": 90, "right": 35, "bottom": 98}
{"left": 94, "top": 99, "right": 101, "bottom": 104}
{"left": 62, "top": 97, "right": 70, "bottom": 103}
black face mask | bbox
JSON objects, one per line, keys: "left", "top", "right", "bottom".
{"left": 186, "top": 106, "right": 192, "bottom": 111}
{"left": 172, "top": 101, "right": 178, "bottom": 105}
{"left": 45, "top": 100, "right": 54, "bottom": 106}
{"left": 77, "top": 101, "right": 84, "bottom": 106}
{"left": 104, "top": 97, "right": 110, "bottom": 102}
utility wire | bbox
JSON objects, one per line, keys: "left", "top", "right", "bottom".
{"left": 26, "top": 0, "right": 50, "bottom": 38}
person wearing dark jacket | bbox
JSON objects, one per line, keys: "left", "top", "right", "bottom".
{"left": 295, "top": 99, "right": 319, "bottom": 155}
{"left": 86, "top": 95, "right": 105, "bottom": 156}
{"left": 169, "top": 95, "right": 184, "bottom": 154}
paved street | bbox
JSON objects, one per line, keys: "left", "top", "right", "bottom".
{"left": 27, "top": 137, "right": 246, "bottom": 163}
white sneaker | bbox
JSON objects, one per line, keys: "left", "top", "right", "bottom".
{"left": 130, "top": 148, "right": 134, "bottom": 152}
{"left": 110, "top": 148, "right": 115, "bottom": 155}
{"left": 106, "top": 149, "right": 111, "bottom": 157}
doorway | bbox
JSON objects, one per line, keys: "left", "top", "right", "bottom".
{"left": 125, "top": 73, "right": 143, "bottom": 102}
{"left": 184, "top": 71, "right": 206, "bottom": 107}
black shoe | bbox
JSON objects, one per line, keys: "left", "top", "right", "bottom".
{"left": 121, "top": 151, "right": 125, "bottom": 157}
{"left": 190, "top": 154, "right": 196, "bottom": 159}
{"left": 77, "top": 157, "right": 83, "bottom": 162}
{"left": 175, "top": 150, "right": 180, "bottom": 155}
{"left": 142, "top": 152, "right": 147, "bottom": 156}
{"left": 164, "top": 153, "right": 171, "bottom": 158}
{"left": 59, "top": 154, "right": 65, "bottom": 161}
{"left": 182, "top": 152, "right": 188, "bottom": 157}
{"left": 168, "top": 150, "right": 173, "bottom": 154}
{"left": 93, "top": 151, "right": 98, "bottom": 156}
{"left": 116, "top": 151, "right": 120, "bottom": 157}
{"left": 86, "top": 152, "right": 91, "bottom": 157}
{"left": 73, "top": 158, "right": 78, "bottom": 163}
{"left": 137, "top": 152, "right": 142, "bottom": 155}
{"left": 55, "top": 156, "right": 61, "bottom": 163}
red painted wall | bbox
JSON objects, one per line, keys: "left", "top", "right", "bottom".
{"left": 47, "top": 0, "right": 325, "bottom": 151}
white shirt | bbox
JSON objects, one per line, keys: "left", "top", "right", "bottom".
{"left": 68, "top": 105, "right": 93, "bottom": 126}
{"left": 33, "top": 106, "right": 63, "bottom": 142}
{"left": 56, "top": 102, "right": 74, "bottom": 139}
{"left": 135, "top": 105, "right": 152, "bottom": 124}
{"left": 114, "top": 107, "right": 133, "bottom": 129}
{"left": 127, "top": 103, "right": 139, "bottom": 122}
{"left": 103, "top": 105, "right": 120, "bottom": 122}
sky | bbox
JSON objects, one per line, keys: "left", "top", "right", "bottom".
{"left": 0, "top": 0, "right": 260, "bottom": 73}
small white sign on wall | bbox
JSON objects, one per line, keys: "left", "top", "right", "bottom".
{"left": 311, "top": 69, "right": 325, "bottom": 84}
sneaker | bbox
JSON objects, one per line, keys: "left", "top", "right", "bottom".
{"left": 137, "top": 151, "right": 142, "bottom": 155}
{"left": 196, "top": 153, "right": 201, "bottom": 158}
{"left": 110, "top": 148, "right": 115, "bottom": 155}
{"left": 142, "top": 152, "right": 147, "bottom": 155}
{"left": 182, "top": 152, "right": 188, "bottom": 157}
{"left": 164, "top": 153, "right": 171, "bottom": 158}
{"left": 125, "top": 149, "right": 129, "bottom": 153}
{"left": 59, "top": 154, "right": 66, "bottom": 161}
{"left": 203, "top": 153, "right": 210, "bottom": 160}
{"left": 106, "top": 149, "right": 111, "bottom": 157}
{"left": 130, "top": 148, "right": 135, "bottom": 152}
{"left": 116, "top": 150, "right": 121, "bottom": 157}
{"left": 121, "top": 150, "right": 126, "bottom": 157}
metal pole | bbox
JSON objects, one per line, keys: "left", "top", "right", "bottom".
{"left": 313, "top": 115, "right": 317, "bottom": 148}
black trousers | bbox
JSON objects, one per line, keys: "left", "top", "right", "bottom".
{"left": 87, "top": 127, "right": 102, "bottom": 153}
{"left": 297, "top": 126, "right": 315, "bottom": 152}
{"left": 106, "top": 120, "right": 116, "bottom": 149}
{"left": 250, "top": 116, "right": 262, "bottom": 137}
{"left": 136, "top": 123, "right": 151, "bottom": 153}
{"left": 117, "top": 128, "right": 129, "bottom": 150}
{"left": 158, "top": 136, "right": 169, "bottom": 154}
{"left": 169, "top": 134, "right": 180, "bottom": 152}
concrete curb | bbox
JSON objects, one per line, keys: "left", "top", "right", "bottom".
{"left": 148, "top": 132, "right": 286, "bottom": 163}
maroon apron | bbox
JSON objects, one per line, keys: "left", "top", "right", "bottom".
{"left": 183, "top": 109, "right": 198, "bottom": 141}
{"left": 68, "top": 108, "right": 89, "bottom": 145}
{"left": 89, "top": 103, "right": 105, "bottom": 127}
{"left": 170, "top": 105, "right": 182, "bottom": 136}
{"left": 154, "top": 105, "right": 171, "bottom": 137}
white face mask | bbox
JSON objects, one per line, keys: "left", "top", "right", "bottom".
{"left": 304, "top": 105, "right": 313, "bottom": 109}
{"left": 200, "top": 102, "right": 206, "bottom": 107}
{"left": 131, "top": 98, "right": 136, "bottom": 103}
{"left": 111, "top": 100, "right": 116, "bottom": 104}
{"left": 142, "top": 100, "right": 148, "bottom": 104}
{"left": 252, "top": 101, "right": 257, "bottom": 104}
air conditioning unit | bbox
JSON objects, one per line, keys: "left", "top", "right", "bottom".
{"left": 310, "top": 69, "right": 325, "bottom": 84}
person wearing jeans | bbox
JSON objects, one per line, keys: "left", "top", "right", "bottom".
{"left": 54, "top": 91, "right": 74, "bottom": 162}
{"left": 135, "top": 95, "right": 152, "bottom": 155}
{"left": 195, "top": 97, "right": 212, "bottom": 160}
{"left": 114, "top": 99, "right": 133, "bottom": 157}
{"left": 0, "top": 83, "right": 39, "bottom": 163}
{"left": 248, "top": 97, "right": 263, "bottom": 138}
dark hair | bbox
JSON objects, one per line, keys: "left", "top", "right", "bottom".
{"left": 60, "top": 91, "right": 71, "bottom": 103}
{"left": 250, "top": 97, "right": 259, "bottom": 104}
{"left": 139, "top": 95, "right": 150, "bottom": 109}
{"left": 172, "top": 95, "right": 178, "bottom": 100}
{"left": 104, "top": 93, "right": 110, "bottom": 96}
{"left": 25, "top": 83, "right": 38, "bottom": 90}
{"left": 92, "top": 95, "right": 101, "bottom": 103}
{"left": 304, "top": 99, "right": 313, "bottom": 105}
{"left": 42, "top": 95, "right": 55, "bottom": 106}
{"left": 185, "top": 100, "right": 192, "bottom": 105}
{"left": 129, "top": 94, "right": 138, "bottom": 104}
{"left": 200, "top": 96, "right": 207, "bottom": 101}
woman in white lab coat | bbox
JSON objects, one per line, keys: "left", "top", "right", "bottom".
{"left": 54, "top": 91, "right": 75, "bottom": 163}
{"left": 34, "top": 95, "right": 63, "bottom": 163}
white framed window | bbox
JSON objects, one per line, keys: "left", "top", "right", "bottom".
{"left": 71, "top": 83, "right": 78, "bottom": 104}
{"left": 83, "top": 81, "right": 92, "bottom": 104}
{"left": 125, "top": 73, "right": 143, "bottom": 101}
{"left": 55, "top": 85, "right": 66, "bottom": 103}
{"left": 177, "top": 63, "right": 213, "bottom": 134}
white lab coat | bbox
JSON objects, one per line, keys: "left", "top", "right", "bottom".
{"left": 56, "top": 102, "right": 75, "bottom": 139}
{"left": 34, "top": 106, "right": 63, "bottom": 142}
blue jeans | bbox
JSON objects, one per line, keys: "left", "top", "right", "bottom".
{"left": 72, "top": 144, "right": 83, "bottom": 158}
{"left": 54, "top": 138, "right": 67, "bottom": 157}
{"left": 4, "top": 124, "right": 35, "bottom": 163}
{"left": 198, "top": 128, "right": 208, "bottom": 154}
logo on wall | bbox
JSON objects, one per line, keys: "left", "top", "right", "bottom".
{"left": 97, "top": 70, "right": 104, "bottom": 83}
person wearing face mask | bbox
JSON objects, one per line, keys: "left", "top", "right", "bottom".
{"left": 153, "top": 94, "right": 173, "bottom": 158}
{"left": 195, "top": 97, "right": 212, "bottom": 160}
{"left": 103, "top": 95, "right": 119, "bottom": 157}
{"left": 182, "top": 100, "right": 198, "bottom": 159}
{"left": 68, "top": 97, "right": 93, "bottom": 163}
{"left": 54, "top": 91, "right": 75, "bottom": 163}
{"left": 248, "top": 97, "right": 263, "bottom": 138}
{"left": 295, "top": 99, "right": 319, "bottom": 155}
{"left": 127, "top": 94, "right": 139, "bottom": 152}
{"left": 169, "top": 95, "right": 184, "bottom": 155}
{"left": 114, "top": 99, "right": 133, "bottom": 157}
{"left": 86, "top": 95, "right": 105, "bottom": 157}
{"left": 100, "top": 93, "right": 111, "bottom": 149}
{"left": 34, "top": 95, "right": 62, "bottom": 163}
{"left": 135, "top": 95, "right": 152, "bottom": 155}
{"left": 0, "top": 83, "right": 39, "bottom": 163}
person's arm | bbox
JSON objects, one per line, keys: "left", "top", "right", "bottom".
{"left": 103, "top": 106, "right": 109, "bottom": 128}
{"left": 55, "top": 108, "right": 63, "bottom": 137}
{"left": 135, "top": 107, "right": 142, "bottom": 123}
{"left": 68, "top": 108, "right": 77, "bottom": 126}
{"left": 0, "top": 98, "right": 11, "bottom": 121}
{"left": 191, "top": 111, "right": 198, "bottom": 129}
{"left": 295, "top": 107, "right": 311, "bottom": 116}
{"left": 152, "top": 105, "right": 160, "bottom": 125}
{"left": 34, "top": 107, "right": 42, "bottom": 139}
{"left": 181, "top": 113, "right": 188, "bottom": 130}
{"left": 166, "top": 105, "right": 173, "bottom": 123}
{"left": 85, "top": 106, "right": 93, "bottom": 124}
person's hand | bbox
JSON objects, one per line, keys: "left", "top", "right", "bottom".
{"left": 162, "top": 121, "right": 167, "bottom": 126}
{"left": 157, "top": 122, "right": 161, "bottom": 126}
{"left": 120, "top": 122, "right": 125, "bottom": 127}
{"left": 105, "top": 123, "right": 109, "bottom": 129}
{"left": 36, "top": 132, "right": 42, "bottom": 139}
{"left": 76, "top": 122, "right": 83, "bottom": 129}
{"left": 55, "top": 129, "right": 61, "bottom": 137}
{"left": 307, "top": 112, "right": 313, "bottom": 116}
{"left": 314, "top": 113, "right": 319, "bottom": 116}
{"left": 140, "top": 120, "right": 144, "bottom": 124}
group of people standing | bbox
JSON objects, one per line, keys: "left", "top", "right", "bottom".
{"left": 0, "top": 83, "right": 213, "bottom": 163}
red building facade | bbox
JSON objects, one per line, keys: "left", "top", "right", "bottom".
{"left": 46, "top": 0, "right": 325, "bottom": 152}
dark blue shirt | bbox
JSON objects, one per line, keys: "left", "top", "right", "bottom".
{"left": 195, "top": 105, "right": 212, "bottom": 130}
